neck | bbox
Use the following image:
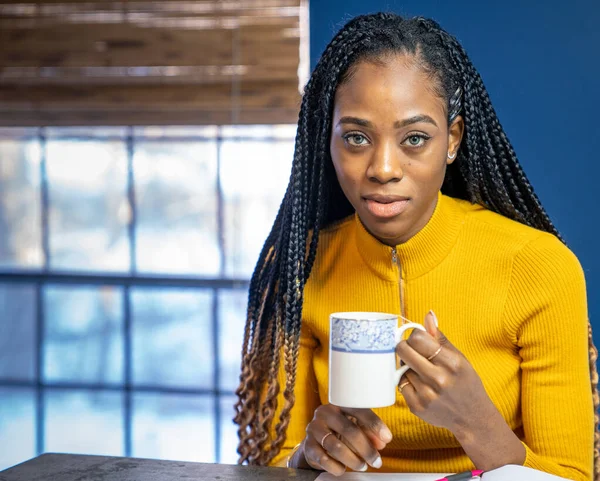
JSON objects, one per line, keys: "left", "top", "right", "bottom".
{"left": 354, "top": 192, "right": 467, "bottom": 280}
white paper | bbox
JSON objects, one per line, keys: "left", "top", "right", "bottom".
{"left": 316, "top": 464, "right": 573, "bottom": 481}
{"left": 316, "top": 474, "right": 443, "bottom": 481}
{"left": 482, "top": 465, "right": 572, "bottom": 480}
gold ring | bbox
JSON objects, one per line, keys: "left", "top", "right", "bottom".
{"left": 399, "top": 381, "right": 411, "bottom": 390}
{"left": 321, "top": 431, "right": 334, "bottom": 447}
{"left": 427, "top": 346, "right": 443, "bottom": 361}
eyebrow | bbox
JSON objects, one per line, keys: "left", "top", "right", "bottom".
{"left": 337, "top": 115, "right": 438, "bottom": 129}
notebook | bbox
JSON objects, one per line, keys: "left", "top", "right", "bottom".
{"left": 316, "top": 464, "right": 573, "bottom": 480}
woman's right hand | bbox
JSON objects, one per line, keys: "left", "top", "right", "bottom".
{"left": 296, "top": 404, "right": 393, "bottom": 475}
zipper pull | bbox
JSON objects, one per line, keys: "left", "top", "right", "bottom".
{"left": 391, "top": 247, "right": 398, "bottom": 265}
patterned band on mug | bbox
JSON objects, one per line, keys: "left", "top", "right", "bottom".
{"left": 331, "top": 317, "right": 396, "bottom": 354}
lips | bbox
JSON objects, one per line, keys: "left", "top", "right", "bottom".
{"left": 363, "top": 194, "right": 410, "bottom": 219}
{"left": 364, "top": 194, "right": 409, "bottom": 204}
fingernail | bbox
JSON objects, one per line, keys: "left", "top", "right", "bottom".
{"left": 380, "top": 426, "right": 393, "bottom": 443}
{"left": 373, "top": 456, "right": 382, "bottom": 469}
{"left": 429, "top": 310, "right": 439, "bottom": 327}
{"left": 358, "top": 463, "right": 368, "bottom": 472}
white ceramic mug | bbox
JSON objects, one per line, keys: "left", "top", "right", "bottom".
{"left": 328, "top": 312, "right": 426, "bottom": 408}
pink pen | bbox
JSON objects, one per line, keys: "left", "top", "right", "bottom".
{"left": 434, "top": 469, "right": 484, "bottom": 481}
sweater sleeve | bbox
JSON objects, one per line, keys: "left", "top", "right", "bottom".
{"left": 503, "top": 233, "right": 594, "bottom": 481}
{"left": 268, "top": 322, "right": 322, "bottom": 467}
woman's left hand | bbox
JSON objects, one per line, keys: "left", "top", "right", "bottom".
{"left": 396, "top": 311, "right": 494, "bottom": 435}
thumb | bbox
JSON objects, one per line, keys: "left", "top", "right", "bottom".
{"left": 424, "top": 310, "right": 439, "bottom": 337}
{"left": 425, "top": 310, "right": 455, "bottom": 349}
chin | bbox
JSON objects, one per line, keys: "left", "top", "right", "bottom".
{"left": 364, "top": 217, "right": 409, "bottom": 244}
{"left": 375, "top": 228, "right": 405, "bottom": 244}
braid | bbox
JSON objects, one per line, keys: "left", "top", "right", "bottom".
{"left": 235, "top": 13, "right": 599, "bottom": 476}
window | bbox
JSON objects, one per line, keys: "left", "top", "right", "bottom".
{"left": 0, "top": 125, "right": 294, "bottom": 470}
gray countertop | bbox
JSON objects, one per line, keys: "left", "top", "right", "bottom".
{"left": 0, "top": 453, "right": 322, "bottom": 481}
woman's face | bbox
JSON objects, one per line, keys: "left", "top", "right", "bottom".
{"left": 330, "top": 55, "right": 464, "bottom": 246}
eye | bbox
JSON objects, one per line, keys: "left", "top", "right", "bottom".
{"left": 402, "top": 133, "right": 431, "bottom": 148}
{"left": 343, "top": 132, "right": 370, "bottom": 147}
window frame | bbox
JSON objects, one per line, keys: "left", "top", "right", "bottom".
{"left": 0, "top": 125, "right": 295, "bottom": 464}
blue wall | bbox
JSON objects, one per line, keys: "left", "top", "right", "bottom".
{"left": 310, "top": 0, "right": 600, "bottom": 344}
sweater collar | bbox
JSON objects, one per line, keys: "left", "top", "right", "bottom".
{"left": 353, "top": 192, "right": 466, "bottom": 280}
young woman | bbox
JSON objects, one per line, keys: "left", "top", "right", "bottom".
{"left": 233, "top": 13, "right": 598, "bottom": 481}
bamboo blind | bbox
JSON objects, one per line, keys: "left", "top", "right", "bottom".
{"left": 0, "top": 0, "right": 306, "bottom": 125}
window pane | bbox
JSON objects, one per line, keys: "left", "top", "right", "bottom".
{"left": 46, "top": 139, "right": 130, "bottom": 272}
{"left": 218, "top": 289, "right": 247, "bottom": 391}
{"left": 132, "top": 288, "right": 213, "bottom": 389}
{"left": 134, "top": 141, "right": 220, "bottom": 275}
{"left": 132, "top": 393, "right": 215, "bottom": 463}
{"left": 219, "top": 395, "right": 238, "bottom": 464}
{"left": 0, "top": 137, "right": 43, "bottom": 268}
{"left": 221, "top": 140, "right": 292, "bottom": 278}
{"left": 45, "top": 389, "right": 124, "bottom": 456}
{"left": 43, "top": 285, "right": 123, "bottom": 384}
{"left": 0, "top": 284, "right": 36, "bottom": 381}
{"left": 0, "top": 387, "right": 35, "bottom": 471}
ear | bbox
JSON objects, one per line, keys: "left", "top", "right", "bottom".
{"left": 446, "top": 115, "right": 464, "bottom": 165}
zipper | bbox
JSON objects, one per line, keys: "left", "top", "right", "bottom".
{"left": 391, "top": 247, "right": 406, "bottom": 321}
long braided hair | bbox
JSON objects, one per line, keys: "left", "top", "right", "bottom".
{"left": 233, "top": 13, "right": 600, "bottom": 475}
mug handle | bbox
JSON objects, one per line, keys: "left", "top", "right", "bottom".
{"left": 393, "top": 322, "right": 427, "bottom": 386}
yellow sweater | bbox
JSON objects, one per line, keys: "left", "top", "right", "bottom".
{"left": 270, "top": 192, "right": 594, "bottom": 480}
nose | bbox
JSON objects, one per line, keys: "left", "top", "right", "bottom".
{"left": 365, "top": 139, "right": 403, "bottom": 184}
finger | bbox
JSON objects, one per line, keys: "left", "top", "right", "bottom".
{"left": 303, "top": 436, "right": 347, "bottom": 476}
{"left": 398, "top": 376, "right": 413, "bottom": 394}
{"left": 435, "top": 328, "right": 456, "bottom": 350}
{"left": 399, "top": 371, "right": 433, "bottom": 413}
{"left": 424, "top": 311, "right": 458, "bottom": 351}
{"left": 403, "top": 319, "right": 463, "bottom": 372}
{"left": 318, "top": 407, "right": 383, "bottom": 468}
{"left": 341, "top": 413, "right": 385, "bottom": 452}
{"left": 404, "top": 328, "right": 442, "bottom": 360}
{"left": 398, "top": 372, "right": 418, "bottom": 405}
{"left": 362, "top": 429, "right": 387, "bottom": 451}
{"left": 396, "top": 338, "right": 445, "bottom": 379}
{"left": 405, "top": 369, "right": 439, "bottom": 403}
{"left": 306, "top": 423, "right": 368, "bottom": 473}
{"left": 342, "top": 407, "right": 393, "bottom": 447}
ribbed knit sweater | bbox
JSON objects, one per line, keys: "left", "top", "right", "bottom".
{"left": 269, "top": 192, "right": 593, "bottom": 480}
